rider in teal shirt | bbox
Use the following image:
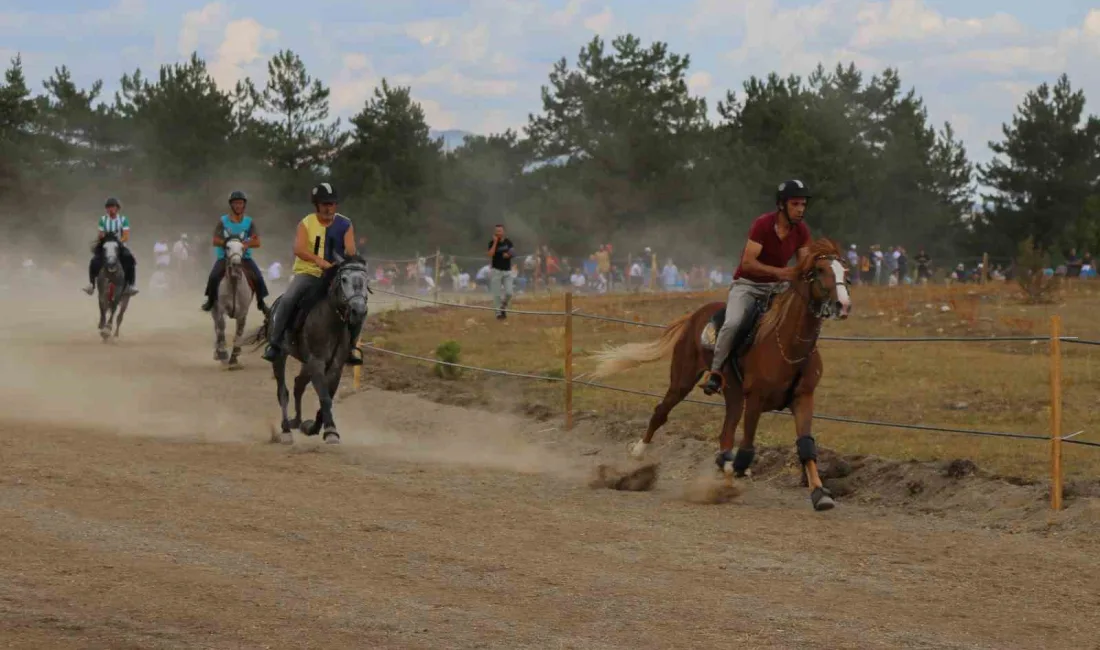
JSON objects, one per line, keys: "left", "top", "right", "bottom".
{"left": 201, "top": 190, "right": 270, "bottom": 314}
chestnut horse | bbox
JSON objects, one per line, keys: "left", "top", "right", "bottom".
{"left": 589, "top": 238, "right": 851, "bottom": 511}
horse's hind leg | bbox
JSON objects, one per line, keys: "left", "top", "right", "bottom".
{"left": 790, "top": 392, "right": 834, "bottom": 511}
{"left": 630, "top": 366, "right": 696, "bottom": 460}
{"left": 274, "top": 356, "right": 293, "bottom": 443}
{"left": 715, "top": 389, "right": 747, "bottom": 477}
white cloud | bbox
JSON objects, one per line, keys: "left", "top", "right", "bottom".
{"left": 330, "top": 53, "right": 379, "bottom": 113}
{"left": 418, "top": 97, "right": 457, "bottom": 130}
{"left": 208, "top": 18, "right": 278, "bottom": 89}
{"left": 549, "top": 0, "right": 591, "bottom": 27}
{"left": 178, "top": 2, "right": 228, "bottom": 57}
{"left": 583, "top": 7, "right": 614, "bottom": 34}
{"left": 404, "top": 20, "right": 451, "bottom": 47}
{"left": 688, "top": 71, "right": 712, "bottom": 95}
{"left": 851, "top": 1, "right": 1024, "bottom": 48}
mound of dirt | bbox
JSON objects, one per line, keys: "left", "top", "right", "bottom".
{"left": 589, "top": 462, "right": 659, "bottom": 491}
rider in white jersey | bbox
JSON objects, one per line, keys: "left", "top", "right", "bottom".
{"left": 84, "top": 197, "right": 138, "bottom": 296}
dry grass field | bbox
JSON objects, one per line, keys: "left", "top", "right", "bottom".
{"left": 363, "top": 279, "right": 1100, "bottom": 482}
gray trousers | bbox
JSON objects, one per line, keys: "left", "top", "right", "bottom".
{"left": 710, "top": 278, "right": 778, "bottom": 372}
{"left": 490, "top": 268, "right": 514, "bottom": 310}
{"left": 268, "top": 273, "right": 324, "bottom": 347}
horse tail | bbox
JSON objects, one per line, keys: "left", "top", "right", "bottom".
{"left": 244, "top": 315, "right": 270, "bottom": 349}
{"left": 588, "top": 312, "right": 692, "bottom": 379}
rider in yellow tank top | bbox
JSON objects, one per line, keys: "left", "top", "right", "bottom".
{"left": 262, "top": 182, "right": 360, "bottom": 364}
{"left": 292, "top": 212, "right": 350, "bottom": 278}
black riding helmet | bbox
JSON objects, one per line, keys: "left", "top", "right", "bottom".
{"left": 228, "top": 190, "right": 248, "bottom": 203}
{"left": 105, "top": 197, "right": 121, "bottom": 208}
{"left": 311, "top": 182, "right": 338, "bottom": 204}
{"left": 776, "top": 179, "right": 811, "bottom": 205}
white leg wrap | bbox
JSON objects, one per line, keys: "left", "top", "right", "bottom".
{"left": 629, "top": 439, "right": 650, "bottom": 460}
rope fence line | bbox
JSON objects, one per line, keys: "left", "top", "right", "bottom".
{"left": 373, "top": 288, "right": 1100, "bottom": 345}
{"left": 371, "top": 286, "right": 569, "bottom": 316}
{"left": 363, "top": 344, "right": 1074, "bottom": 444}
{"left": 357, "top": 287, "right": 1096, "bottom": 511}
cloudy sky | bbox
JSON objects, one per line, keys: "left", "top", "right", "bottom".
{"left": 2, "top": 0, "right": 1097, "bottom": 164}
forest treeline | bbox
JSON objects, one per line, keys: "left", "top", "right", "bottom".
{"left": 1, "top": 34, "right": 1097, "bottom": 264}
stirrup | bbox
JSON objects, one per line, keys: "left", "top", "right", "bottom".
{"left": 699, "top": 370, "right": 725, "bottom": 395}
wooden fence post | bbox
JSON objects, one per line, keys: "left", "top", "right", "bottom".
{"left": 981, "top": 252, "right": 989, "bottom": 284}
{"left": 1049, "top": 315, "right": 1063, "bottom": 511}
{"left": 650, "top": 253, "right": 658, "bottom": 291}
{"left": 565, "top": 291, "right": 574, "bottom": 430}
{"left": 433, "top": 247, "right": 441, "bottom": 302}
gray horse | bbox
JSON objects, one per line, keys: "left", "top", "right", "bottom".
{"left": 247, "top": 254, "right": 370, "bottom": 444}
{"left": 95, "top": 237, "right": 131, "bottom": 342}
{"left": 212, "top": 237, "right": 255, "bottom": 367}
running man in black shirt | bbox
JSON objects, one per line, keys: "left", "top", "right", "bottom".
{"left": 487, "top": 224, "right": 515, "bottom": 319}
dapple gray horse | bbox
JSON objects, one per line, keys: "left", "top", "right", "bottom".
{"left": 212, "top": 237, "right": 255, "bottom": 367}
{"left": 247, "top": 254, "right": 370, "bottom": 445}
{"left": 95, "top": 237, "right": 131, "bottom": 342}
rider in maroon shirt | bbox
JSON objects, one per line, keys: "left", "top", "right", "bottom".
{"left": 702, "top": 180, "right": 813, "bottom": 395}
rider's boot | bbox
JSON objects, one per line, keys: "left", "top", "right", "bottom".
{"left": 702, "top": 370, "right": 724, "bottom": 396}
{"left": 347, "top": 345, "right": 363, "bottom": 366}
{"left": 257, "top": 297, "right": 269, "bottom": 315}
{"left": 82, "top": 283, "right": 94, "bottom": 295}
{"left": 261, "top": 343, "right": 281, "bottom": 363}
{"left": 124, "top": 284, "right": 139, "bottom": 296}
{"left": 201, "top": 295, "right": 216, "bottom": 312}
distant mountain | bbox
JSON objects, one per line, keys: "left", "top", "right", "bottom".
{"left": 430, "top": 129, "right": 475, "bottom": 152}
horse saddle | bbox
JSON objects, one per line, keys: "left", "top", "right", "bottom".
{"left": 701, "top": 286, "right": 784, "bottom": 384}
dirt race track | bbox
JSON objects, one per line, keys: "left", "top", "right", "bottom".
{"left": 2, "top": 289, "right": 1099, "bottom": 649}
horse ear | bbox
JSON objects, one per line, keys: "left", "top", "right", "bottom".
{"left": 333, "top": 252, "right": 345, "bottom": 264}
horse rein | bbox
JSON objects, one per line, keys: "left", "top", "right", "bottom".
{"left": 774, "top": 254, "right": 844, "bottom": 365}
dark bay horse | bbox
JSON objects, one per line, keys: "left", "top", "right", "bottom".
{"left": 247, "top": 255, "right": 370, "bottom": 445}
{"left": 590, "top": 238, "right": 851, "bottom": 511}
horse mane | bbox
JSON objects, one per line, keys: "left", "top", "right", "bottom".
{"left": 755, "top": 237, "right": 841, "bottom": 341}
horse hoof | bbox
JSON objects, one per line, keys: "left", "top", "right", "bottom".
{"left": 811, "top": 487, "right": 835, "bottom": 511}
{"left": 629, "top": 440, "right": 649, "bottom": 460}
{"left": 228, "top": 357, "right": 240, "bottom": 368}
{"left": 287, "top": 418, "right": 301, "bottom": 429}
{"left": 323, "top": 432, "right": 340, "bottom": 444}
{"left": 300, "top": 420, "right": 321, "bottom": 436}
{"left": 279, "top": 432, "right": 293, "bottom": 445}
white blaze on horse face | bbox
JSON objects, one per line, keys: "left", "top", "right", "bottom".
{"left": 226, "top": 240, "right": 244, "bottom": 263}
{"left": 103, "top": 241, "right": 119, "bottom": 264}
{"left": 829, "top": 259, "right": 851, "bottom": 318}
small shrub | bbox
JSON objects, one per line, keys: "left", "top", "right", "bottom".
{"left": 433, "top": 339, "right": 463, "bottom": 379}
{"left": 1015, "top": 236, "right": 1060, "bottom": 304}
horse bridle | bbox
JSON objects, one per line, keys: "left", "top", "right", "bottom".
{"left": 798, "top": 254, "right": 849, "bottom": 319}
{"left": 329, "top": 261, "right": 371, "bottom": 324}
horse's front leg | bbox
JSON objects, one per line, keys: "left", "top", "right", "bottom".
{"left": 274, "top": 355, "right": 293, "bottom": 443}
{"left": 229, "top": 312, "right": 247, "bottom": 366}
{"left": 790, "top": 392, "right": 834, "bottom": 511}
{"left": 213, "top": 307, "right": 228, "bottom": 362}
{"left": 307, "top": 360, "right": 339, "bottom": 444}
{"left": 114, "top": 297, "right": 128, "bottom": 338}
